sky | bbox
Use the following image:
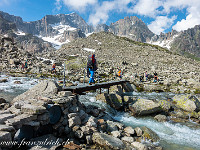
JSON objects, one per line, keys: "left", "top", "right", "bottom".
{"left": 0, "top": 0, "right": 200, "bottom": 34}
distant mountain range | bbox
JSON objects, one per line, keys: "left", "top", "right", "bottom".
{"left": 0, "top": 11, "right": 199, "bottom": 59}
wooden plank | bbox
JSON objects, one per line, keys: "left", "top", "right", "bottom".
{"left": 62, "top": 80, "right": 129, "bottom": 94}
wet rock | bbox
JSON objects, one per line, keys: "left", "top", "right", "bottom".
{"left": 134, "top": 127, "right": 143, "bottom": 136}
{"left": 0, "top": 79, "right": 8, "bottom": 83}
{"left": 111, "top": 131, "right": 121, "bottom": 138}
{"left": 121, "top": 136, "right": 134, "bottom": 143}
{"left": 0, "top": 125, "right": 15, "bottom": 132}
{"left": 154, "top": 114, "right": 167, "bottom": 122}
{"left": 131, "top": 142, "right": 148, "bottom": 150}
{"left": 14, "top": 80, "right": 22, "bottom": 84}
{"left": 129, "top": 99, "right": 162, "bottom": 116}
{"left": 92, "top": 132, "right": 125, "bottom": 149}
{"left": 124, "top": 126, "right": 135, "bottom": 136}
{"left": 141, "top": 126, "right": 160, "bottom": 142}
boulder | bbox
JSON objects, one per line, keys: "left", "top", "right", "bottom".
{"left": 131, "top": 142, "right": 148, "bottom": 150}
{"left": 158, "top": 100, "right": 171, "bottom": 112}
{"left": 12, "top": 80, "right": 61, "bottom": 103}
{"left": 172, "top": 95, "right": 200, "bottom": 112}
{"left": 68, "top": 116, "right": 81, "bottom": 127}
{"left": 141, "top": 126, "right": 160, "bottom": 142}
{"left": 124, "top": 126, "right": 135, "bottom": 136}
{"left": 121, "top": 136, "right": 134, "bottom": 143}
{"left": 92, "top": 132, "right": 125, "bottom": 149}
{"left": 0, "top": 79, "right": 8, "bottom": 83}
{"left": 134, "top": 127, "right": 143, "bottom": 136}
{"left": 111, "top": 131, "right": 121, "bottom": 138}
{"left": 154, "top": 114, "right": 167, "bottom": 122}
{"left": 129, "top": 99, "right": 162, "bottom": 116}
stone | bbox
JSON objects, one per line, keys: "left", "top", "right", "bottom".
{"left": 0, "top": 131, "right": 12, "bottom": 142}
{"left": 14, "top": 81, "right": 22, "bottom": 84}
{"left": 131, "top": 142, "right": 148, "bottom": 150}
{"left": 158, "top": 100, "right": 171, "bottom": 112}
{"left": 86, "top": 135, "right": 92, "bottom": 144}
{"left": 21, "top": 104, "right": 46, "bottom": 115}
{"left": 0, "top": 125, "right": 15, "bottom": 132}
{"left": 37, "top": 112, "right": 49, "bottom": 121}
{"left": 74, "top": 130, "right": 84, "bottom": 138}
{"left": 141, "top": 126, "right": 160, "bottom": 142}
{"left": 172, "top": 95, "right": 200, "bottom": 112}
{"left": 62, "top": 119, "right": 68, "bottom": 126}
{"left": 79, "top": 110, "right": 88, "bottom": 120}
{"left": 0, "top": 79, "right": 8, "bottom": 83}
{"left": 129, "top": 99, "right": 162, "bottom": 116}
{"left": 81, "top": 126, "right": 91, "bottom": 135}
{"left": 106, "top": 120, "right": 122, "bottom": 132}
{"left": 134, "top": 127, "right": 143, "bottom": 137}
{"left": 91, "top": 109, "right": 100, "bottom": 117}
{"left": 68, "top": 116, "right": 81, "bottom": 127}
{"left": 12, "top": 80, "right": 61, "bottom": 103}
{"left": 58, "top": 91, "right": 72, "bottom": 97}
{"left": 69, "top": 106, "right": 80, "bottom": 113}
{"left": 24, "top": 121, "right": 40, "bottom": 127}
{"left": 111, "top": 131, "right": 121, "bottom": 138}
{"left": 68, "top": 113, "right": 78, "bottom": 118}
{"left": 0, "top": 98, "right": 6, "bottom": 104}
{"left": 121, "top": 136, "right": 134, "bottom": 143}
{"left": 64, "top": 125, "right": 71, "bottom": 134}
{"left": 92, "top": 132, "right": 125, "bottom": 149}
{"left": 154, "top": 115, "right": 167, "bottom": 122}
{"left": 0, "top": 113, "right": 16, "bottom": 124}
{"left": 124, "top": 126, "right": 135, "bottom": 136}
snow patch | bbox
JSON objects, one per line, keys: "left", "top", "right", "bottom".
{"left": 148, "top": 34, "right": 180, "bottom": 50}
{"left": 83, "top": 48, "right": 95, "bottom": 52}
{"left": 15, "top": 30, "right": 26, "bottom": 36}
{"left": 86, "top": 32, "right": 93, "bottom": 37}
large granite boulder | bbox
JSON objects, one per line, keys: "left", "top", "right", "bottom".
{"left": 172, "top": 95, "right": 200, "bottom": 112}
{"left": 92, "top": 132, "right": 124, "bottom": 149}
{"left": 12, "top": 80, "right": 61, "bottom": 103}
{"left": 129, "top": 99, "right": 162, "bottom": 116}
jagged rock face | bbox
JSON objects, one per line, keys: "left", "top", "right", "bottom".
{"left": 170, "top": 25, "right": 200, "bottom": 58}
{"left": 0, "top": 11, "right": 92, "bottom": 36}
{"left": 109, "top": 16, "right": 155, "bottom": 42}
{"left": 95, "top": 24, "right": 109, "bottom": 32}
{"left": 59, "top": 29, "right": 86, "bottom": 42}
{"left": 15, "top": 34, "right": 54, "bottom": 53}
{"left": 0, "top": 15, "right": 17, "bottom": 34}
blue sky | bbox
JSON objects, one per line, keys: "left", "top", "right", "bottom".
{"left": 0, "top": 0, "right": 200, "bottom": 34}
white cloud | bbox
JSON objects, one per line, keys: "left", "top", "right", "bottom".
{"left": 55, "top": 0, "right": 62, "bottom": 11}
{"left": 62, "top": 0, "right": 98, "bottom": 12}
{"left": 128, "top": 0, "right": 163, "bottom": 18}
{"left": 89, "top": 0, "right": 132, "bottom": 26}
{"left": 148, "top": 16, "right": 177, "bottom": 34}
{"left": 0, "top": 0, "right": 10, "bottom": 6}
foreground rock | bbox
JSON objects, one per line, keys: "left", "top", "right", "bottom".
{"left": 129, "top": 99, "right": 162, "bottom": 116}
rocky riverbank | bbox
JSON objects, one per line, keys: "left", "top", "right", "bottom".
{"left": 0, "top": 80, "right": 164, "bottom": 150}
{"left": 96, "top": 84, "right": 200, "bottom": 125}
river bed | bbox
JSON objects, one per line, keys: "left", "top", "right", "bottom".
{"left": 0, "top": 75, "right": 200, "bottom": 150}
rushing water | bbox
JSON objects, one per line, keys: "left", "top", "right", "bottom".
{"left": 1, "top": 75, "right": 200, "bottom": 150}
{"left": 0, "top": 75, "right": 38, "bottom": 102}
{"left": 79, "top": 92, "right": 200, "bottom": 150}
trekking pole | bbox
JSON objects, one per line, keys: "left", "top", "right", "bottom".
{"left": 84, "top": 67, "right": 85, "bottom": 85}
{"left": 63, "top": 63, "right": 66, "bottom": 88}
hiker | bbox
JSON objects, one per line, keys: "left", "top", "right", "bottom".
{"left": 144, "top": 71, "right": 148, "bottom": 81}
{"left": 118, "top": 69, "right": 122, "bottom": 79}
{"left": 21, "top": 63, "right": 24, "bottom": 71}
{"left": 87, "top": 54, "right": 97, "bottom": 85}
{"left": 154, "top": 72, "right": 158, "bottom": 83}
{"left": 24, "top": 60, "right": 28, "bottom": 70}
{"left": 52, "top": 63, "right": 56, "bottom": 73}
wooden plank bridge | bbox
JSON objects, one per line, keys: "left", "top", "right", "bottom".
{"left": 62, "top": 80, "right": 129, "bottom": 95}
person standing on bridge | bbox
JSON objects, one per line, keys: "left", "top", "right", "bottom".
{"left": 87, "top": 54, "right": 98, "bottom": 85}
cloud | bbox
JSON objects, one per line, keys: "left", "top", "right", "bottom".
{"left": 55, "top": 0, "right": 62, "bottom": 11}
{"left": 89, "top": 0, "right": 132, "bottom": 26}
{"left": 171, "top": 2, "right": 200, "bottom": 31}
{"left": 128, "top": 0, "right": 163, "bottom": 18}
{"left": 148, "top": 15, "right": 177, "bottom": 34}
{"left": 62, "top": 0, "right": 98, "bottom": 12}
{"left": 0, "top": 0, "right": 10, "bottom": 6}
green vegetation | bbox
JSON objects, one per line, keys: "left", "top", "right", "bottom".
{"left": 182, "top": 52, "right": 200, "bottom": 61}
